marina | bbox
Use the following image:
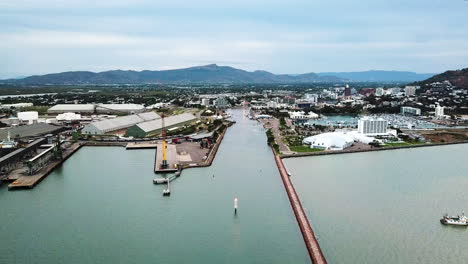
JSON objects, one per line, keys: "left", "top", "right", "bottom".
{"left": 284, "top": 143, "right": 468, "bottom": 264}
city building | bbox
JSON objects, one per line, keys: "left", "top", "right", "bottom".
{"left": 214, "top": 96, "right": 230, "bottom": 108}
{"left": 357, "top": 117, "right": 388, "bottom": 135}
{"left": 283, "top": 96, "right": 296, "bottom": 104}
{"left": 304, "top": 94, "right": 319, "bottom": 103}
{"left": 344, "top": 84, "right": 351, "bottom": 96}
{"left": 375, "top": 88, "right": 384, "bottom": 96}
{"left": 359, "top": 88, "right": 375, "bottom": 97}
{"left": 289, "top": 111, "right": 319, "bottom": 120}
{"left": 295, "top": 99, "right": 312, "bottom": 109}
{"left": 17, "top": 111, "right": 39, "bottom": 124}
{"left": 401, "top": 106, "right": 421, "bottom": 116}
{"left": 201, "top": 98, "right": 210, "bottom": 106}
{"left": 82, "top": 112, "right": 160, "bottom": 135}
{"left": 435, "top": 104, "right": 445, "bottom": 119}
{"left": 126, "top": 113, "right": 197, "bottom": 137}
{"left": 404, "top": 86, "right": 418, "bottom": 96}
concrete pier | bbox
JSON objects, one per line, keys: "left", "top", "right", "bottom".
{"left": 273, "top": 148, "right": 327, "bottom": 264}
{"left": 154, "top": 143, "right": 178, "bottom": 173}
{"left": 126, "top": 142, "right": 157, "bottom": 149}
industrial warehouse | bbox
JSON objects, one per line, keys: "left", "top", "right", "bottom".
{"left": 126, "top": 113, "right": 197, "bottom": 137}
{"left": 47, "top": 104, "right": 146, "bottom": 114}
{"left": 81, "top": 112, "right": 160, "bottom": 135}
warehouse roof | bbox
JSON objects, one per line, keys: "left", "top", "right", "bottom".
{"left": 96, "top": 104, "right": 145, "bottom": 112}
{"left": 48, "top": 104, "right": 96, "bottom": 112}
{"left": 0, "top": 123, "right": 64, "bottom": 141}
{"left": 87, "top": 112, "right": 160, "bottom": 132}
{"left": 136, "top": 113, "right": 197, "bottom": 133}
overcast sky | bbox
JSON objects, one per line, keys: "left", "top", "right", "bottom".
{"left": 1, "top": 0, "right": 467, "bottom": 78}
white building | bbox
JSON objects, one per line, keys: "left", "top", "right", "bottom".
{"left": 0, "top": 103, "right": 34, "bottom": 109}
{"left": 18, "top": 111, "right": 39, "bottom": 124}
{"left": 404, "top": 86, "right": 418, "bottom": 96}
{"left": 201, "top": 98, "right": 210, "bottom": 106}
{"left": 401, "top": 106, "right": 421, "bottom": 116}
{"left": 435, "top": 104, "right": 445, "bottom": 119}
{"left": 56, "top": 112, "right": 82, "bottom": 121}
{"left": 289, "top": 111, "right": 319, "bottom": 120}
{"left": 304, "top": 94, "right": 319, "bottom": 103}
{"left": 375, "top": 88, "right": 384, "bottom": 97}
{"left": 303, "top": 132, "right": 354, "bottom": 150}
{"left": 358, "top": 117, "right": 388, "bottom": 135}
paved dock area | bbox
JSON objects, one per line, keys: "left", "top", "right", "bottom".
{"left": 126, "top": 142, "right": 157, "bottom": 149}
{"left": 273, "top": 149, "right": 327, "bottom": 264}
{"left": 154, "top": 143, "right": 178, "bottom": 173}
{"left": 9, "top": 143, "right": 82, "bottom": 190}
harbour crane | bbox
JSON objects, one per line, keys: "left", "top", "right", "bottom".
{"left": 160, "top": 113, "right": 168, "bottom": 169}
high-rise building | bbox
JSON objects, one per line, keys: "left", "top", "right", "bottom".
{"left": 358, "top": 117, "right": 388, "bottom": 135}
{"left": 401, "top": 106, "right": 421, "bottom": 116}
{"left": 404, "top": 86, "right": 418, "bottom": 96}
{"left": 435, "top": 104, "right": 444, "bottom": 118}
{"left": 344, "top": 84, "right": 351, "bottom": 96}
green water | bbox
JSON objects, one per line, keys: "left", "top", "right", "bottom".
{"left": 284, "top": 144, "right": 468, "bottom": 264}
{"left": 0, "top": 109, "right": 309, "bottom": 264}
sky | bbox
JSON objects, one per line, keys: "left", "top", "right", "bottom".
{"left": 1, "top": 0, "right": 467, "bottom": 78}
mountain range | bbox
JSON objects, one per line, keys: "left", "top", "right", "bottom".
{"left": 414, "top": 68, "right": 468, "bottom": 88}
{"left": 317, "top": 70, "right": 435, "bottom": 82}
{"left": 0, "top": 64, "right": 436, "bottom": 85}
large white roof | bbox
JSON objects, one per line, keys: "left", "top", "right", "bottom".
{"left": 96, "top": 104, "right": 145, "bottom": 111}
{"left": 49, "top": 104, "right": 95, "bottom": 111}
{"left": 87, "top": 112, "right": 160, "bottom": 132}
{"left": 137, "top": 113, "right": 196, "bottom": 133}
{"left": 303, "top": 132, "right": 354, "bottom": 150}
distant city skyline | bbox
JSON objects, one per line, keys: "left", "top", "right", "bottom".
{"left": 1, "top": 0, "right": 467, "bottom": 78}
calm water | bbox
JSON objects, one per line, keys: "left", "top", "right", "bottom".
{"left": 0, "top": 109, "right": 309, "bottom": 264}
{"left": 284, "top": 144, "right": 468, "bottom": 264}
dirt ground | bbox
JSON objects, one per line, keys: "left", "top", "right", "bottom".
{"left": 175, "top": 141, "right": 210, "bottom": 164}
{"left": 410, "top": 129, "right": 468, "bottom": 143}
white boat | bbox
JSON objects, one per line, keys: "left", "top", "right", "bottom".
{"left": 440, "top": 212, "right": 468, "bottom": 226}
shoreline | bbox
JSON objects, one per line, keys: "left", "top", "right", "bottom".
{"left": 281, "top": 140, "right": 468, "bottom": 159}
{"left": 272, "top": 147, "right": 327, "bottom": 264}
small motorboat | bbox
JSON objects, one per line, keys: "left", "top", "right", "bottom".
{"left": 440, "top": 212, "right": 468, "bottom": 226}
{"left": 163, "top": 188, "right": 171, "bottom": 196}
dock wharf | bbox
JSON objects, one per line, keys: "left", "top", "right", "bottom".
{"left": 154, "top": 143, "right": 178, "bottom": 173}
{"left": 126, "top": 142, "right": 157, "bottom": 149}
{"left": 273, "top": 148, "right": 327, "bottom": 264}
{"left": 8, "top": 143, "right": 82, "bottom": 190}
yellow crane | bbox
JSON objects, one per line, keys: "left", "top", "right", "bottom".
{"left": 160, "top": 113, "right": 168, "bottom": 169}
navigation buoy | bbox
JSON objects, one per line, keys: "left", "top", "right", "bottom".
{"left": 234, "top": 197, "right": 238, "bottom": 214}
